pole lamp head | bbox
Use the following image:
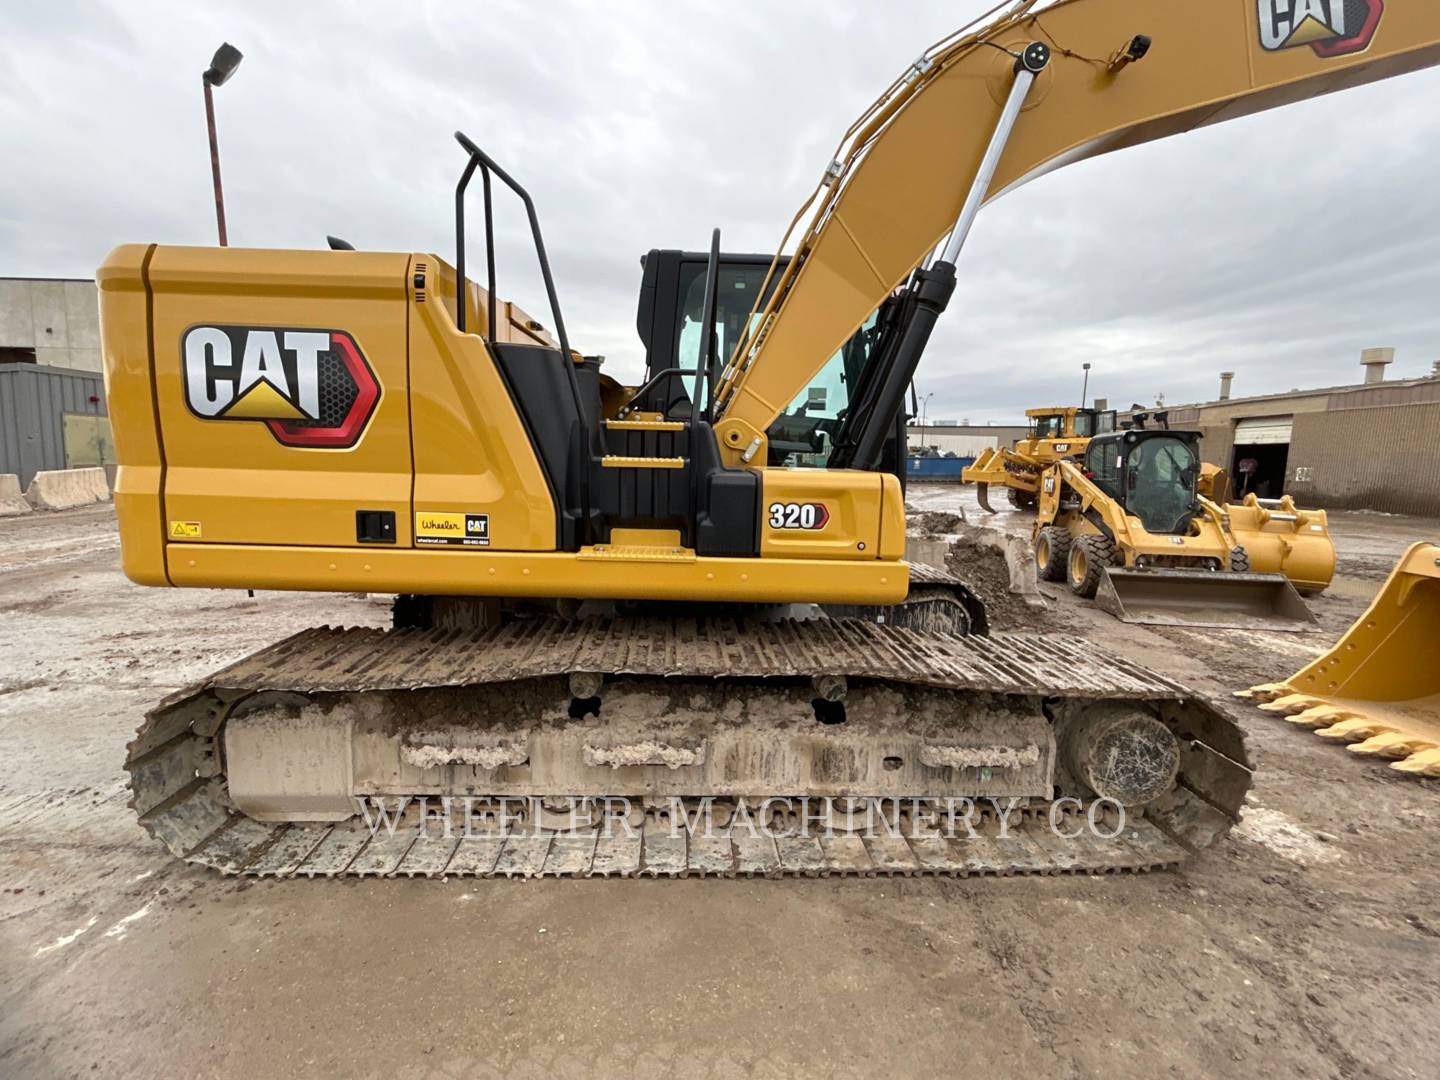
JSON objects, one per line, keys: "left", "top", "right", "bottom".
{"left": 205, "top": 43, "right": 243, "bottom": 86}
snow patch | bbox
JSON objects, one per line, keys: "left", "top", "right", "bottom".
{"left": 1235, "top": 806, "right": 1340, "bottom": 865}
{"left": 34, "top": 915, "right": 98, "bottom": 957}
{"left": 103, "top": 901, "right": 154, "bottom": 940}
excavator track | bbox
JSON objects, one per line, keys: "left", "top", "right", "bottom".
{"left": 127, "top": 619, "right": 1250, "bottom": 879}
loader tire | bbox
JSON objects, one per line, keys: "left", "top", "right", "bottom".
{"left": 1229, "top": 545, "right": 1251, "bottom": 574}
{"left": 1068, "top": 534, "right": 1116, "bottom": 599}
{"left": 1008, "top": 487, "right": 1038, "bottom": 511}
{"left": 1035, "top": 527, "right": 1072, "bottom": 582}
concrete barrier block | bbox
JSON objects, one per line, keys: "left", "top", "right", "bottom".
{"left": 0, "top": 473, "right": 32, "bottom": 517}
{"left": 24, "top": 467, "right": 112, "bottom": 511}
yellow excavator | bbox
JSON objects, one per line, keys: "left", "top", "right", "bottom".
{"left": 102, "top": 0, "right": 1440, "bottom": 878}
{"left": 964, "top": 406, "right": 1115, "bottom": 512}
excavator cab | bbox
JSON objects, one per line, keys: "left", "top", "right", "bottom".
{"left": 632, "top": 243, "right": 903, "bottom": 474}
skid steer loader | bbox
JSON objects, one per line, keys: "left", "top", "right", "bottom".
{"left": 100, "top": 0, "right": 1440, "bottom": 878}
{"left": 1240, "top": 543, "right": 1440, "bottom": 778}
{"left": 1032, "top": 430, "right": 1317, "bottom": 630}
{"left": 963, "top": 406, "right": 1116, "bottom": 512}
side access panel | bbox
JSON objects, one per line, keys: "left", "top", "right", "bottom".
{"left": 148, "top": 247, "right": 414, "bottom": 551}
{"left": 760, "top": 469, "right": 901, "bottom": 561}
{"left": 409, "top": 255, "right": 557, "bottom": 552}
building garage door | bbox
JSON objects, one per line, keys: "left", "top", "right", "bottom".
{"left": 1233, "top": 416, "right": 1293, "bottom": 445}
{"left": 1231, "top": 415, "right": 1293, "bottom": 499}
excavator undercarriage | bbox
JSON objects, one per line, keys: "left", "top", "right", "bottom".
{"left": 129, "top": 617, "right": 1250, "bottom": 878}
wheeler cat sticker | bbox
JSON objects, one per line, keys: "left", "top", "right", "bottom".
{"left": 182, "top": 325, "right": 380, "bottom": 448}
{"left": 414, "top": 512, "right": 491, "bottom": 547}
{"left": 1257, "top": 0, "right": 1384, "bottom": 58}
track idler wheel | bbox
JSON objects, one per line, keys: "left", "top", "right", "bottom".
{"left": 1062, "top": 705, "right": 1181, "bottom": 807}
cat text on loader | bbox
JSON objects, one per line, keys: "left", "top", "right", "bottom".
{"left": 1032, "top": 430, "right": 1318, "bottom": 631}
{"left": 1240, "top": 544, "right": 1440, "bottom": 779}
{"left": 101, "top": 0, "right": 1440, "bottom": 879}
{"left": 963, "top": 406, "right": 1115, "bottom": 512}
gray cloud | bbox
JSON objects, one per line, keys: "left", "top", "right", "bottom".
{"left": 2, "top": 1, "right": 1437, "bottom": 422}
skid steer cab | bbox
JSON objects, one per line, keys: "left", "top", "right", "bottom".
{"left": 1032, "top": 430, "right": 1316, "bottom": 631}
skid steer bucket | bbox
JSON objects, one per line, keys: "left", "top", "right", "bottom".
{"left": 1095, "top": 568, "right": 1318, "bottom": 632}
{"left": 1239, "top": 542, "right": 1440, "bottom": 778}
{"left": 1226, "top": 496, "right": 1336, "bottom": 595}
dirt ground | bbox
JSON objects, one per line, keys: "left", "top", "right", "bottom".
{"left": 2, "top": 493, "right": 1438, "bottom": 1079}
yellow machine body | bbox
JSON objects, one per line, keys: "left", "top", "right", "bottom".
{"left": 1223, "top": 494, "right": 1335, "bottom": 595}
{"left": 1243, "top": 543, "right": 1440, "bottom": 778}
{"left": 1033, "top": 444, "right": 1317, "bottom": 631}
{"left": 98, "top": 245, "right": 909, "bottom": 607}
{"left": 962, "top": 406, "right": 1113, "bottom": 510}
{"left": 1036, "top": 459, "right": 1233, "bottom": 570}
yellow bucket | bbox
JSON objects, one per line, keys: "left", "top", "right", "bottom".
{"left": 1239, "top": 542, "right": 1440, "bottom": 777}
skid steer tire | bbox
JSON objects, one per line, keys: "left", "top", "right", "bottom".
{"left": 1035, "top": 527, "right": 1072, "bottom": 582}
{"left": 1229, "top": 545, "right": 1251, "bottom": 574}
{"left": 1068, "top": 534, "right": 1116, "bottom": 599}
{"left": 1008, "top": 487, "right": 1038, "bottom": 511}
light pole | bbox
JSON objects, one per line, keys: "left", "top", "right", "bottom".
{"left": 1080, "top": 362, "right": 1091, "bottom": 408}
{"left": 920, "top": 392, "right": 935, "bottom": 427}
{"left": 202, "top": 43, "right": 243, "bottom": 246}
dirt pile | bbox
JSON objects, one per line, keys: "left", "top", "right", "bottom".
{"left": 943, "top": 525, "right": 1049, "bottom": 632}
{"left": 906, "top": 508, "right": 965, "bottom": 537}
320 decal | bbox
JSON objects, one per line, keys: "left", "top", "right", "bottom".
{"left": 181, "top": 324, "right": 381, "bottom": 449}
{"left": 768, "top": 502, "right": 830, "bottom": 530}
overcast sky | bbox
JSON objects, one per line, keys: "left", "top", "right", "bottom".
{"left": 3, "top": 0, "right": 1438, "bottom": 423}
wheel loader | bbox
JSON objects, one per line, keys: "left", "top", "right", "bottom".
{"left": 1032, "top": 429, "right": 1332, "bottom": 630}
{"left": 101, "top": 0, "right": 1440, "bottom": 878}
{"left": 963, "top": 406, "right": 1116, "bottom": 512}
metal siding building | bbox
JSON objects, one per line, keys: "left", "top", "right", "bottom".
{"left": 0, "top": 364, "right": 109, "bottom": 488}
{"left": 1124, "top": 361, "right": 1440, "bottom": 516}
{"left": 908, "top": 423, "right": 1028, "bottom": 457}
{"left": 1289, "top": 402, "right": 1440, "bottom": 516}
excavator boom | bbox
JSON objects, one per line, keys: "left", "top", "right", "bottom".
{"left": 714, "top": 0, "right": 1440, "bottom": 460}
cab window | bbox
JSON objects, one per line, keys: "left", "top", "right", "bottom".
{"left": 1085, "top": 439, "right": 1120, "bottom": 497}
{"left": 1126, "top": 437, "right": 1198, "bottom": 535}
{"left": 1073, "top": 413, "right": 1094, "bottom": 438}
{"left": 766, "top": 312, "right": 879, "bottom": 466}
{"left": 674, "top": 262, "right": 773, "bottom": 414}
{"left": 1033, "top": 415, "right": 1063, "bottom": 439}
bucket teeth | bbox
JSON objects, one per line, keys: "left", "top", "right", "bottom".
{"left": 1287, "top": 705, "right": 1356, "bottom": 728}
{"left": 1314, "top": 718, "right": 1387, "bottom": 742}
{"left": 1392, "top": 749, "right": 1440, "bottom": 777}
{"left": 1348, "top": 731, "right": 1432, "bottom": 759}
{"left": 1259, "top": 693, "right": 1322, "bottom": 715}
{"left": 1239, "top": 683, "right": 1291, "bottom": 702}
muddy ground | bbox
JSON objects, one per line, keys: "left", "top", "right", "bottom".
{"left": 2, "top": 493, "right": 1438, "bottom": 1079}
